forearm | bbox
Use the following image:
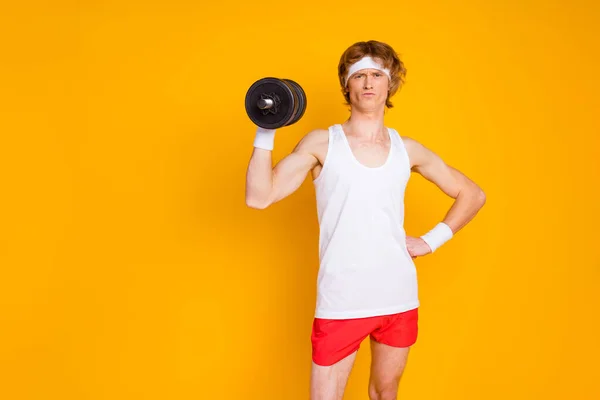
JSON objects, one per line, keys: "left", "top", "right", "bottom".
{"left": 245, "top": 126, "right": 278, "bottom": 208}
{"left": 245, "top": 148, "right": 274, "bottom": 208}
{"left": 442, "top": 185, "right": 486, "bottom": 234}
{"left": 419, "top": 185, "right": 485, "bottom": 253}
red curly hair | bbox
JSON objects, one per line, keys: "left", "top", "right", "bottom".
{"left": 338, "top": 40, "right": 407, "bottom": 108}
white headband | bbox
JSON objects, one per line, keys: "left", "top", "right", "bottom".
{"left": 345, "top": 56, "right": 391, "bottom": 86}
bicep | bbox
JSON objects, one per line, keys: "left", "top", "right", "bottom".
{"left": 268, "top": 145, "right": 318, "bottom": 204}
{"left": 406, "top": 138, "right": 470, "bottom": 199}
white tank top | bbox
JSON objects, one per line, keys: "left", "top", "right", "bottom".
{"left": 312, "top": 124, "right": 420, "bottom": 319}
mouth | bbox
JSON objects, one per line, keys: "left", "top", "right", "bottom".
{"left": 362, "top": 93, "right": 375, "bottom": 96}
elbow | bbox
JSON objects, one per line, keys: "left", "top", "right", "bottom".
{"left": 245, "top": 197, "right": 271, "bottom": 210}
{"left": 461, "top": 184, "right": 486, "bottom": 207}
{"left": 476, "top": 187, "right": 486, "bottom": 207}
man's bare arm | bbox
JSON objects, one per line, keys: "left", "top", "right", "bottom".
{"left": 403, "top": 136, "right": 486, "bottom": 234}
{"left": 245, "top": 130, "right": 323, "bottom": 209}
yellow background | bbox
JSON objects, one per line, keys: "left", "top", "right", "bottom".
{"left": 1, "top": 1, "right": 599, "bottom": 399}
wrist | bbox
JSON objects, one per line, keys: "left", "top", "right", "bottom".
{"left": 420, "top": 222, "right": 453, "bottom": 253}
{"left": 253, "top": 127, "right": 276, "bottom": 150}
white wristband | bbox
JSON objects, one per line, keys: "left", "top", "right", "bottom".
{"left": 253, "top": 127, "right": 276, "bottom": 150}
{"left": 420, "top": 222, "right": 453, "bottom": 253}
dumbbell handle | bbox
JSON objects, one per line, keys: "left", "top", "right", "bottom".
{"left": 257, "top": 98, "right": 274, "bottom": 110}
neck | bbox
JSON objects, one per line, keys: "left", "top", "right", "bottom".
{"left": 343, "top": 107, "right": 387, "bottom": 141}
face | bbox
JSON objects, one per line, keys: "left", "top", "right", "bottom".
{"left": 345, "top": 67, "right": 390, "bottom": 109}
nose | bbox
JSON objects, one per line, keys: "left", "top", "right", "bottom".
{"left": 363, "top": 75, "right": 373, "bottom": 89}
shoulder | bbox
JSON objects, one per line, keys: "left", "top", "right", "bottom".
{"left": 397, "top": 134, "right": 420, "bottom": 148}
{"left": 303, "top": 128, "right": 329, "bottom": 142}
{"left": 293, "top": 128, "right": 329, "bottom": 152}
{"left": 396, "top": 135, "right": 438, "bottom": 169}
{"left": 386, "top": 128, "right": 419, "bottom": 147}
{"left": 394, "top": 133, "right": 420, "bottom": 154}
{"left": 398, "top": 135, "right": 434, "bottom": 152}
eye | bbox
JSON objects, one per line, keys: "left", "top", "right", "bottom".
{"left": 374, "top": 73, "right": 382, "bottom": 77}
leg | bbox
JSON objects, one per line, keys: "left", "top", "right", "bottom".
{"left": 310, "top": 315, "right": 380, "bottom": 400}
{"left": 367, "top": 340, "right": 411, "bottom": 400}
{"left": 310, "top": 351, "right": 357, "bottom": 400}
{"left": 368, "top": 308, "right": 419, "bottom": 400}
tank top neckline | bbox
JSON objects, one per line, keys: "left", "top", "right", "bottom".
{"left": 336, "top": 124, "right": 394, "bottom": 170}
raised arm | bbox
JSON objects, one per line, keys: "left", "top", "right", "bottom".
{"left": 245, "top": 129, "right": 323, "bottom": 209}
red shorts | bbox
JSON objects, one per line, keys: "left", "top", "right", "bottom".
{"left": 311, "top": 308, "right": 419, "bottom": 366}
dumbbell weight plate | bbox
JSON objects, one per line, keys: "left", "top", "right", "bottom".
{"left": 283, "top": 79, "right": 307, "bottom": 126}
{"left": 245, "top": 78, "right": 296, "bottom": 129}
{"left": 280, "top": 79, "right": 300, "bottom": 127}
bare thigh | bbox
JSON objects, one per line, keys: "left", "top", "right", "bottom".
{"left": 310, "top": 351, "right": 357, "bottom": 400}
{"left": 368, "top": 339, "right": 411, "bottom": 400}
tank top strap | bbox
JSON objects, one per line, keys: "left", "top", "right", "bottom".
{"left": 313, "top": 125, "right": 346, "bottom": 185}
{"left": 325, "top": 124, "right": 353, "bottom": 162}
{"left": 388, "top": 127, "right": 411, "bottom": 168}
{"left": 330, "top": 124, "right": 346, "bottom": 147}
{"left": 388, "top": 127, "right": 401, "bottom": 148}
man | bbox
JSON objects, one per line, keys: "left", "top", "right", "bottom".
{"left": 245, "top": 40, "right": 486, "bottom": 400}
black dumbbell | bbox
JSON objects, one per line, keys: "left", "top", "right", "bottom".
{"left": 245, "top": 77, "right": 307, "bottom": 129}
